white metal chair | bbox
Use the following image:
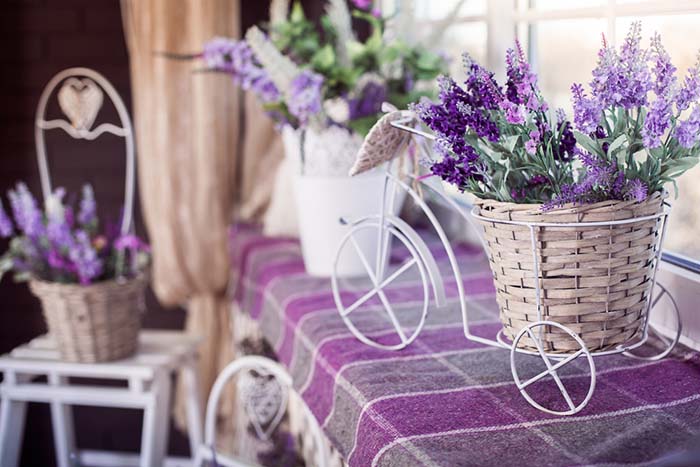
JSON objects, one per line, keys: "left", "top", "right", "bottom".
{"left": 196, "top": 355, "right": 329, "bottom": 467}
{"left": 0, "top": 68, "right": 204, "bottom": 467}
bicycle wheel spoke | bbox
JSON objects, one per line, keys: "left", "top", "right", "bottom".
{"left": 350, "top": 235, "right": 378, "bottom": 285}
{"left": 350, "top": 235, "right": 378, "bottom": 286}
{"left": 375, "top": 224, "right": 391, "bottom": 283}
{"left": 518, "top": 349, "right": 583, "bottom": 390}
{"left": 377, "top": 289, "right": 408, "bottom": 343}
{"left": 378, "top": 258, "right": 417, "bottom": 289}
{"left": 651, "top": 288, "right": 667, "bottom": 309}
{"left": 526, "top": 328, "right": 580, "bottom": 411}
{"left": 342, "top": 287, "right": 380, "bottom": 317}
{"left": 550, "top": 370, "right": 576, "bottom": 411}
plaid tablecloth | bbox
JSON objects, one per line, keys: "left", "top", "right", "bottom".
{"left": 230, "top": 225, "right": 700, "bottom": 467}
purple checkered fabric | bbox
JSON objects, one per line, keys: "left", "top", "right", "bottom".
{"left": 230, "top": 225, "right": 700, "bottom": 467}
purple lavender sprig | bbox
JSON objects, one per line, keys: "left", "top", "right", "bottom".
{"left": 201, "top": 37, "right": 281, "bottom": 103}
{"left": 0, "top": 201, "right": 13, "bottom": 238}
{"left": 414, "top": 44, "right": 576, "bottom": 202}
{"left": 287, "top": 70, "right": 324, "bottom": 126}
{"left": 8, "top": 183, "right": 44, "bottom": 240}
{"left": 569, "top": 22, "right": 700, "bottom": 202}
{"left": 1, "top": 184, "right": 149, "bottom": 285}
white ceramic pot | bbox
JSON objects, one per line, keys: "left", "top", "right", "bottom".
{"left": 294, "top": 170, "right": 398, "bottom": 277}
{"left": 273, "top": 125, "right": 405, "bottom": 277}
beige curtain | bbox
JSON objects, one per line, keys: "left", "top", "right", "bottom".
{"left": 121, "top": 0, "right": 243, "bottom": 428}
{"left": 239, "top": 92, "right": 285, "bottom": 222}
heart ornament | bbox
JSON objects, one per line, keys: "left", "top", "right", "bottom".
{"left": 238, "top": 370, "right": 288, "bottom": 440}
{"left": 57, "top": 77, "right": 104, "bottom": 131}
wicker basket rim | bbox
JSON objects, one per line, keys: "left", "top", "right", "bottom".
{"left": 29, "top": 272, "right": 149, "bottom": 293}
{"left": 474, "top": 190, "right": 666, "bottom": 217}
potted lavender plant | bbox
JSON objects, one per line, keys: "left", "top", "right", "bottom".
{"left": 0, "top": 183, "right": 150, "bottom": 362}
{"left": 193, "top": 0, "right": 451, "bottom": 276}
{"left": 414, "top": 23, "right": 700, "bottom": 352}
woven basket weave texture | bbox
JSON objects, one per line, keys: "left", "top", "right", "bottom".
{"left": 474, "top": 192, "right": 664, "bottom": 353}
{"left": 29, "top": 275, "right": 147, "bottom": 362}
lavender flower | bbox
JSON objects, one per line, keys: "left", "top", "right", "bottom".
{"left": 0, "top": 201, "right": 13, "bottom": 238}
{"left": 429, "top": 144, "right": 482, "bottom": 188}
{"left": 351, "top": 0, "right": 372, "bottom": 9}
{"left": 502, "top": 100, "right": 525, "bottom": 124}
{"left": 642, "top": 34, "right": 677, "bottom": 148}
{"left": 677, "top": 53, "right": 700, "bottom": 112}
{"left": 46, "top": 188, "right": 74, "bottom": 250}
{"left": 287, "top": 70, "right": 324, "bottom": 126}
{"left": 571, "top": 83, "right": 602, "bottom": 133}
{"left": 525, "top": 130, "right": 539, "bottom": 155}
{"left": 675, "top": 105, "right": 700, "bottom": 148}
{"left": 505, "top": 41, "right": 540, "bottom": 109}
{"left": 201, "top": 37, "right": 280, "bottom": 103}
{"left": 115, "top": 234, "right": 150, "bottom": 252}
{"left": 78, "top": 184, "right": 96, "bottom": 228}
{"left": 202, "top": 38, "right": 240, "bottom": 73}
{"left": 8, "top": 183, "right": 44, "bottom": 239}
{"left": 556, "top": 108, "right": 567, "bottom": 125}
{"left": 348, "top": 80, "right": 387, "bottom": 120}
{"left": 546, "top": 149, "right": 648, "bottom": 209}
{"left": 591, "top": 23, "right": 652, "bottom": 109}
{"left": 69, "top": 230, "right": 103, "bottom": 285}
{"left": 625, "top": 178, "right": 648, "bottom": 203}
{"left": 556, "top": 121, "right": 577, "bottom": 161}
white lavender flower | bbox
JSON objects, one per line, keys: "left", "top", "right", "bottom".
{"left": 245, "top": 26, "right": 301, "bottom": 97}
{"left": 325, "top": 0, "right": 356, "bottom": 68}
{"left": 78, "top": 184, "right": 96, "bottom": 227}
{"left": 323, "top": 97, "right": 350, "bottom": 124}
{"left": 269, "top": 0, "right": 290, "bottom": 29}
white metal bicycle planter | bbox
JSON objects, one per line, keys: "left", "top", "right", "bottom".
{"left": 331, "top": 111, "right": 682, "bottom": 416}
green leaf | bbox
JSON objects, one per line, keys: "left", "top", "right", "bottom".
{"left": 290, "top": 1, "right": 305, "bottom": 22}
{"left": 311, "top": 44, "right": 335, "bottom": 71}
{"left": 607, "top": 134, "right": 627, "bottom": 156}
{"left": 574, "top": 130, "right": 601, "bottom": 156}
{"left": 415, "top": 51, "right": 443, "bottom": 72}
{"left": 347, "top": 115, "right": 381, "bottom": 137}
{"left": 503, "top": 135, "right": 520, "bottom": 153}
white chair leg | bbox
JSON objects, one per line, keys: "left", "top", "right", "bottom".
{"left": 140, "top": 371, "right": 171, "bottom": 467}
{"left": 0, "top": 390, "right": 27, "bottom": 467}
{"left": 48, "top": 374, "right": 77, "bottom": 467}
{"left": 182, "top": 357, "right": 204, "bottom": 460}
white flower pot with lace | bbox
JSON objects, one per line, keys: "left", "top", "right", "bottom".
{"left": 286, "top": 126, "right": 404, "bottom": 277}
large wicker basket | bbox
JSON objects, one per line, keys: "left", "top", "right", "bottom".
{"left": 29, "top": 274, "right": 148, "bottom": 362}
{"left": 473, "top": 192, "right": 665, "bottom": 353}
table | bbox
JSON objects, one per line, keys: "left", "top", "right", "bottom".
{"left": 0, "top": 330, "right": 203, "bottom": 467}
{"left": 230, "top": 226, "right": 700, "bottom": 467}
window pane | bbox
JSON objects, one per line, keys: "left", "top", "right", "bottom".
{"left": 414, "top": 0, "right": 486, "bottom": 19}
{"left": 441, "top": 22, "right": 488, "bottom": 77}
{"left": 532, "top": 0, "right": 604, "bottom": 9}
{"left": 666, "top": 165, "right": 700, "bottom": 260}
{"left": 527, "top": 19, "right": 607, "bottom": 111}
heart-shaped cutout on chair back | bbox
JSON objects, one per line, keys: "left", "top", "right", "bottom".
{"left": 238, "top": 370, "right": 288, "bottom": 440}
{"left": 57, "top": 77, "right": 104, "bottom": 131}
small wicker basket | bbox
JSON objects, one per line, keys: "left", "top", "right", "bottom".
{"left": 474, "top": 191, "right": 665, "bottom": 353}
{"left": 29, "top": 274, "right": 148, "bottom": 362}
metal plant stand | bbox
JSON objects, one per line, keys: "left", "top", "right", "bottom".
{"left": 331, "top": 111, "right": 682, "bottom": 416}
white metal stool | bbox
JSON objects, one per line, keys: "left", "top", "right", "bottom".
{"left": 0, "top": 330, "right": 203, "bottom": 467}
